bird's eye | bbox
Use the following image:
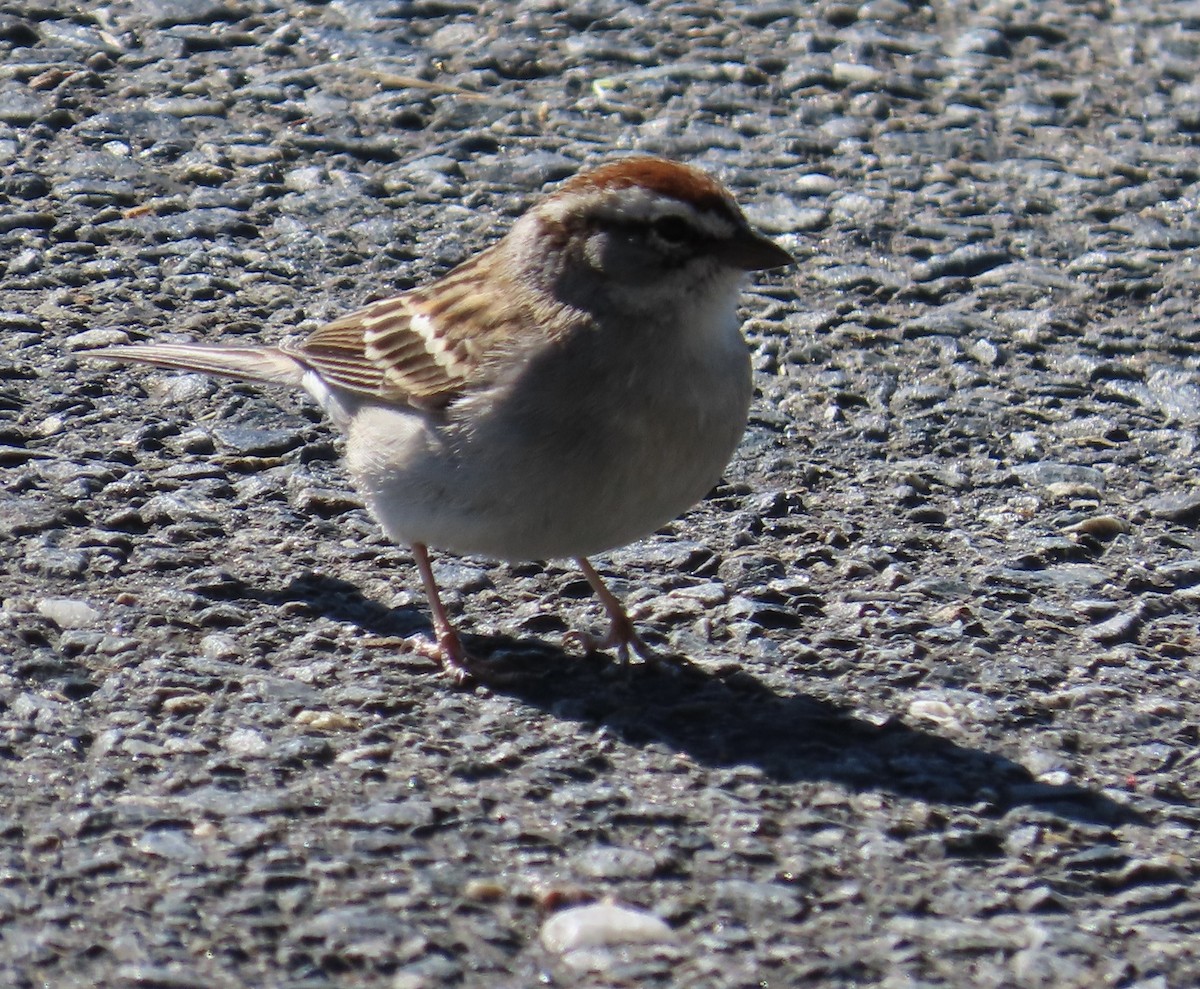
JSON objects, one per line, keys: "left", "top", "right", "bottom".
{"left": 652, "top": 215, "right": 693, "bottom": 244}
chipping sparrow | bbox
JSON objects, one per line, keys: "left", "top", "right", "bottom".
{"left": 87, "top": 157, "right": 792, "bottom": 678}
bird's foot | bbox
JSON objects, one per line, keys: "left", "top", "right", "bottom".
{"left": 562, "top": 610, "right": 656, "bottom": 666}
{"left": 406, "top": 627, "right": 475, "bottom": 684}
{"left": 563, "top": 621, "right": 697, "bottom": 675}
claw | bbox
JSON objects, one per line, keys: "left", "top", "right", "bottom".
{"left": 565, "top": 557, "right": 658, "bottom": 665}
{"left": 406, "top": 629, "right": 474, "bottom": 683}
{"left": 563, "top": 616, "right": 656, "bottom": 665}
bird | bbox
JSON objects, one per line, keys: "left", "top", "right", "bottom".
{"left": 86, "top": 156, "right": 793, "bottom": 678}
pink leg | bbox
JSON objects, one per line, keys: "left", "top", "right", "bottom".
{"left": 564, "top": 557, "right": 656, "bottom": 664}
{"left": 411, "top": 542, "right": 472, "bottom": 681}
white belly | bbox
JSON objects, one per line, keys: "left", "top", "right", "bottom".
{"left": 313, "top": 306, "right": 753, "bottom": 561}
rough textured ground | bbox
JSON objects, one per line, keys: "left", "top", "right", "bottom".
{"left": 2, "top": 0, "right": 1199, "bottom": 986}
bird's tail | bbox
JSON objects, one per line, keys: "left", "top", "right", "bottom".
{"left": 84, "top": 343, "right": 307, "bottom": 388}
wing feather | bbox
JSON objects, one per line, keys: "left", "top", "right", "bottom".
{"left": 279, "top": 249, "right": 576, "bottom": 408}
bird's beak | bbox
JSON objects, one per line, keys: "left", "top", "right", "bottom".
{"left": 720, "top": 228, "right": 794, "bottom": 271}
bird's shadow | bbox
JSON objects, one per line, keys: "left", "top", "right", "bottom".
{"left": 234, "top": 571, "right": 1144, "bottom": 828}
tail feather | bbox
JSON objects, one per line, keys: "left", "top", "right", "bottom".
{"left": 85, "top": 343, "right": 307, "bottom": 388}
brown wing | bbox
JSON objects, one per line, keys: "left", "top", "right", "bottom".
{"left": 283, "top": 256, "right": 561, "bottom": 409}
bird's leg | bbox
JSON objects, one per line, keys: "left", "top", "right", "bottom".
{"left": 563, "top": 556, "right": 657, "bottom": 664}
{"left": 410, "top": 542, "right": 472, "bottom": 681}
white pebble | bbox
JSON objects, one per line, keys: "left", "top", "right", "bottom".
{"left": 37, "top": 598, "right": 101, "bottom": 629}
{"left": 573, "top": 846, "right": 657, "bottom": 880}
{"left": 907, "top": 697, "right": 961, "bottom": 728}
{"left": 223, "top": 728, "right": 270, "bottom": 757}
{"left": 832, "top": 62, "right": 882, "bottom": 85}
{"left": 792, "top": 172, "right": 838, "bottom": 196}
{"left": 64, "top": 328, "right": 130, "bottom": 350}
{"left": 200, "top": 633, "right": 240, "bottom": 659}
{"left": 540, "top": 902, "right": 675, "bottom": 955}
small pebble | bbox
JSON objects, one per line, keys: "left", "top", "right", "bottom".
{"left": 540, "top": 901, "right": 675, "bottom": 954}
{"left": 907, "top": 698, "right": 961, "bottom": 728}
{"left": 223, "top": 728, "right": 270, "bottom": 758}
{"left": 462, "top": 878, "right": 506, "bottom": 902}
{"left": 36, "top": 598, "right": 101, "bottom": 629}
{"left": 1065, "top": 515, "right": 1131, "bottom": 538}
{"left": 200, "top": 633, "right": 240, "bottom": 659}
{"left": 64, "top": 328, "right": 131, "bottom": 350}
{"left": 161, "top": 695, "right": 207, "bottom": 715}
{"left": 294, "top": 710, "right": 359, "bottom": 731}
{"left": 1045, "top": 481, "right": 1103, "bottom": 501}
{"left": 573, "top": 846, "right": 657, "bottom": 880}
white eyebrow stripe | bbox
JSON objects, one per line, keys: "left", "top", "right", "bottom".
{"left": 542, "top": 185, "right": 743, "bottom": 242}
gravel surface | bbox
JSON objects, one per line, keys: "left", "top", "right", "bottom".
{"left": 3, "top": 1, "right": 1200, "bottom": 986}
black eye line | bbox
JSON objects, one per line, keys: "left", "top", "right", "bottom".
{"left": 595, "top": 215, "right": 709, "bottom": 253}
{"left": 651, "top": 214, "right": 693, "bottom": 243}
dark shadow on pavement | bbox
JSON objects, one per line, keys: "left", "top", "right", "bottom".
{"left": 231, "top": 571, "right": 1146, "bottom": 829}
